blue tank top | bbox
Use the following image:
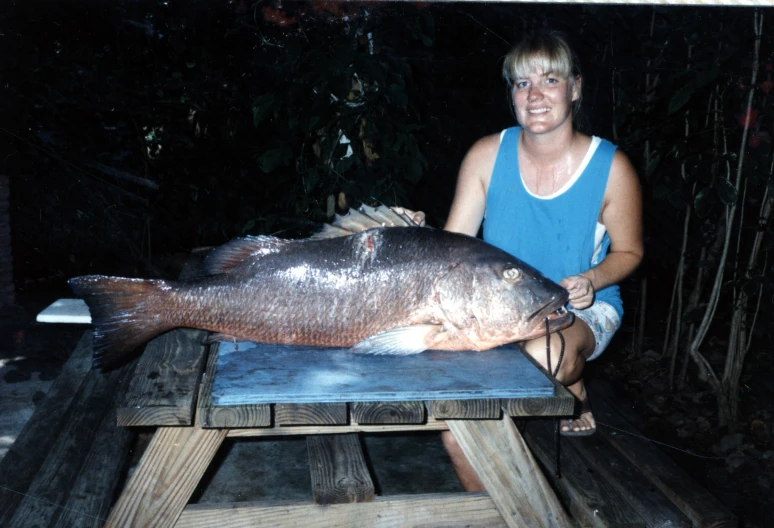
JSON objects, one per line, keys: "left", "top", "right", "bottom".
{"left": 483, "top": 126, "right": 623, "bottom": 319}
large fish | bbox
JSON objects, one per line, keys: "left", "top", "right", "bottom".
{"left": 69, "top": 205, "right": 574, "bottom": 369}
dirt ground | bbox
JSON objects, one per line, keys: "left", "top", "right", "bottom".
{"left": 2, "top": 290, "right": 772, "bottom": 526}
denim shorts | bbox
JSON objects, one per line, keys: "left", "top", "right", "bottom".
{"left": 570, "top": 300, "right": 621, "bottom": 361}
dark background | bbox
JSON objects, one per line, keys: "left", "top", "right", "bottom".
{"left": 1, "top": 1, "right": 772, "bottom": 525}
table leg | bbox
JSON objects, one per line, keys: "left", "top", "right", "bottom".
{"left": 446, "top": 416, "right": 572, "bottom": 528}
{"left": 105, "top": 426, "right": 228, "bottom": 528}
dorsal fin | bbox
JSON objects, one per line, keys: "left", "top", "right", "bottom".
{"left": 311, "top": 205, "right": 416, "bottom": 240}
{"left": 204, "top": 235, "right": 290, "bottom": 275}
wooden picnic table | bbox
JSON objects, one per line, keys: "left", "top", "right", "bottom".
{"left": 105, "top": 332, "right": 576, "bottom": 528}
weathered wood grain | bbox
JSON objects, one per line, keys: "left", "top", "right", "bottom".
{"left": 307, "top": 434, "right": 374, "bottom": 505}
{"left": 431, "top": 399, "right": 501, "bottom": 419}
{"left": 0, "top": 332, "right": 94, "bottom": 525}
{"left": 227, "top": 418, "right": 449, "bottom": 437}
{"left": 117, "top": 328, "right": 208, "bottom": 426}
{"left": 503, "top": 394, "right": 574, "bottom": 417}
{"left": 523, "top": 419, "right": 648, "bottom": 527}
{"left": 54, "top": 380, "right": 135, "bottom": 528}
{"left": 447, "top": 416, "right": 573, "bottom": 528}
{"left": 106, "top": 425, "right": 228, "bottom": 528}
{"left": 7, "top": 358, "right": 130, "bottom": 527}
{"left": 351, "top": 401, "right": 425, "bottom": 424}
{"left": 176, "top": 493, "right": 507, "bottom": 528}
{"left": 198, "top": 344, "right": 270, "bottom": 428}
{"left": 524, "top": 418, "right": 692, "bottom": 528}
{"left": 589, "top": 385, "right": 738, "bottom": 528}
{"left": 276, "top": 403, "right": 348, "bottom": 425}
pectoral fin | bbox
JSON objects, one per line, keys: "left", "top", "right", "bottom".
{"left": 351, "top": 325, "right": 443, "bottom": 356}
{"left": 204, "top": 333, "right": 241, "bottom": 345}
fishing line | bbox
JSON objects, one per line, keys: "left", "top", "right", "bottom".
{"left": 592, "top": 422, "right": 727, "bottom": 460}
{"left": 0, "top": 485, "right": 110, "bottom": 523}
{"left": 546, "top": 318, "right": 566, "bottom": 478}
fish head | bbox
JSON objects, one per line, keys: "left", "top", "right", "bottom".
{"left": 436, "top": 248, "right": 575, "bottom": 347}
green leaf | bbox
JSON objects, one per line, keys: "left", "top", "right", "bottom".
{"left": 259, "top": 146, "right": 292, "bottom": 173}
{"left": 694, "top": 187, "right": 715, "bottom": 218}
{"left": 252, "top": 94, "right": 276, "bottom": 127}
{"left": 716, "top": 178, "right": 738, "bottom": 205}
{"left": 683, "top": 306, "right": 707, "bottom": 324}
{"left": 645, "top": 152, "right": 662, "bottom": 178}
{"left": 241, "top": 219, "right": 256, "bottom": 234}
{"left": 304, "top": 169, "right": 319, "bottom": 194}
{"left": 668, "top": 190, "right": 687, "bottom": 210}
{"left": 668, "top": 81, "right": 695, "bottom": 115}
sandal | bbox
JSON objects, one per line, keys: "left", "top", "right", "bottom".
{"left": 560, "top": 396, "right": 596, "bottom": 437}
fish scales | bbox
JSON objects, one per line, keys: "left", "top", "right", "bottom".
{"left": 168, "top": 229, "right": 447, "bottom": 346}
{"left": 69, "top": 206, "right": 574, "bottom": 369}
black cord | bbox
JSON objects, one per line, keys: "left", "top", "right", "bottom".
{"left": 546, "top": 317, "right": 566, "bottom": 479}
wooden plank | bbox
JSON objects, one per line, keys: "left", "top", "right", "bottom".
{"left": 117, "top": 328, "right": 208, "bottom": 426}
{"left": 106, "top": 425, "right": 228, "bottom": 528}
{"left": 523, "top": 419, "right": 649, "bottom": 527}
{"left": 197, "top": 344, "right": 270, "bottom": 428}
{"left": 211, "top": 342, "right": 554, "bottom": 406}
{"left": 307, "top": 434, "right": 374, "bottom": 505}
{"left": 524, "top": 418, "right": 692, "bottom": 528}
{"left": 54, "top": 382, "right": 136, "bottom": 527}
{"left": 227, "top": 418, "right": 449, "bottom": 437}
{"left": 589, "top": 385, "right": 738, "bottom": 528}
{"left": 276, "top": 403, "right": 348, "bottom": 425}
{"left": 0, "top": 332, "right": 94, "bottom": 525}
{"left": 351, "top": 401, "right": 425, "bottom": 424}
{"left": 176, "top": 493, "right": 507, "bottom": 528}
{"left": 431, "top": 399, "right": 501, "bottom": 419}
{"left": 8, "top": 361, "right": 131, "bottom": 527}
{"left": 447, "top": 416, "right": 573, "bottom": 528}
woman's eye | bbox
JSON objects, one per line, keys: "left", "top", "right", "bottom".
{"left": 503, "top": 268, "right": 521, "bottom": 281}
{"left": 516, "top": 81, "right": 529, "bottom": 89}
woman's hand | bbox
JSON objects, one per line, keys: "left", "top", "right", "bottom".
{"left": 560, "top": 275, "right": 595, "bottom": 310}
{"left": 391, "top": 207, "right": 426, "bottom": 227}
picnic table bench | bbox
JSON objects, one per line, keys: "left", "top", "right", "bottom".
{"left": 0, "top": 256, "right": 738, "bottom": 528}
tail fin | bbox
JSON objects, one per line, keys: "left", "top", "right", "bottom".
{"left": 68, "top": 275, "right": 175, "bottom": 370}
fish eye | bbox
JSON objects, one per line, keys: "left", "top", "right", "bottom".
{"left": 503, "top": 267, "right": 521, "bottom": 281}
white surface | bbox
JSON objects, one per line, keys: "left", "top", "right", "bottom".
{"left": 36, "top": 298, "right": 92, "bottom": 324}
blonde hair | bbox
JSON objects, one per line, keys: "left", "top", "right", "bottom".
{"left": 502, "top": 31, "right": 582, "bottom": 115}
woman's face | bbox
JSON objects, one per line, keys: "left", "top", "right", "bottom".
{"left": 511, "top": 69, "right": 580, "bottom": 134}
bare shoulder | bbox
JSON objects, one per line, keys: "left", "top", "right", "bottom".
{"left": 606, "top": 149, "right": 641, "bottom": 200}
{"left": 445, "top": 133, "right": 502, "bottom": 236}
{"left": 458, "top": 133, "right": 501, "bottom": 186}
{"left": 463, "top": 133, "right": 501, "bottom": 166}
{"left": 600, "top": 148, "right": 642, "bottom": 236}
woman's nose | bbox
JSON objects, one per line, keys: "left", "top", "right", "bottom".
{"left": 528, "top": 85, "right": 542, "bottom": 99}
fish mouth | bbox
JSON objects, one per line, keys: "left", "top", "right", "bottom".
{"left": 526, "top": 297, "right": 575, "bottom": 335}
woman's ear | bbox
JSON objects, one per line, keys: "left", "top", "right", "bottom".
{"left": 571, "top": 76, "right": 582, "bottom": 101}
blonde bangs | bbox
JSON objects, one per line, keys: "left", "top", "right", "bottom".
{"left": 502, "top": 32, "right": 578, "bottom": 86}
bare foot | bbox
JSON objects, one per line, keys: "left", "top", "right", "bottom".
{"left": 560, "top": 410, "right": 596, "bottom": 434}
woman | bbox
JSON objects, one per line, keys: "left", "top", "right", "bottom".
{"left": 400, "top": 31, "right": 643, "bottom": 491}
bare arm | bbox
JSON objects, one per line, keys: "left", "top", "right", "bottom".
{"left": 443, "top": 134, "right": 501, "bottom": 236}
{"left": 564, "top": 150, "right": 643, "bottom": 308}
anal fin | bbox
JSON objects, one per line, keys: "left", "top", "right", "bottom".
{"left": 350, "top": 325, "right": 443, "bottom": 356}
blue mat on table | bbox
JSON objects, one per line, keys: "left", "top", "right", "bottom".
{"left": 210, "top": 341, "right": 554, "bottom": 406}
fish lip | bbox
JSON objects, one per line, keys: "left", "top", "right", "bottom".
{"left": 527, "top": 295, "right": 568, "bottom": 322}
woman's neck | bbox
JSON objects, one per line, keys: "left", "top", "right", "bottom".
{"left": 519, "top": 122, "right": 576, "bottom": 163}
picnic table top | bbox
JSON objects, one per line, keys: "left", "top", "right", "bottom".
{"left": 211, "top": 341, "right": 555, "bottom": 406}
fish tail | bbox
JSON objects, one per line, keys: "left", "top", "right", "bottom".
{"left": 68, "top": 275, "right": 175, "bottom": 369}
